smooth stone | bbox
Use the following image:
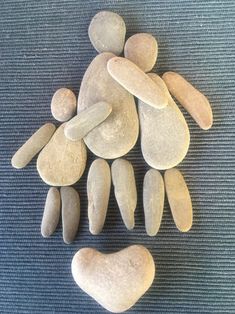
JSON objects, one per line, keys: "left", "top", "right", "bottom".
{"left": 72, "top": 245, "right": 155, "bottom": 313}
{"left": 87, "top": 159, "right": 111, "bottom": 235}
{"left": 77, "top": 52, "right": 139, "bottom": 159}
{"left": 143, "top": 169, "right": 164, "bottom": 236}
{"left": 37, "top": 123, "right": 87, "bottom": 186}
{"left": 61, "top": 187, "right": 80, "bottom": 244}
{"left": 107, "top": 57, "right": 167, "bottom": 109}
{"left": 164, "top": 168, "right": 193, "bottom": 232}
{"left": 138, "top": 73, "right": 190, "bottom": 170}
{"left": 88, "top": 11, "right": 126, "bottom": 55}
{"left": 64, "top": 101, "right": 112, "bottom": 141}
{"left": 11, "top": 123, "right": 56, "bottom": 169}
{"left": 51, "top": 88, "right": 77, "bottom": 122}
{"left": 41, "top": 187, "right": 61, "bottom": 238}
{"left": 162, "top": 71, "right": 213, "bottom": 130}
{"left": 111, "top": 159, "right": 137, "bottom": 230}
{"left": 124, "top": 33, "right": 158, "bottom": 72}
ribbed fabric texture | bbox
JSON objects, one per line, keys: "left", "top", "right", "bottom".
{"left": 0, "top": 1, "right": 235, "bottom": 313}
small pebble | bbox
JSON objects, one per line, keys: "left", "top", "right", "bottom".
{"left": 61, "top": 187, "right": 80, "bottom": 244}
{"left": 162, "top": 71, "right": 213, "bottom": 130}
{"left": 51, "top": 88, "right": 76, "bottom": 122}
{"left": 72, "top": 245, "right": 155, "bottom": 313}
{"left": 164, "top": 168, "right": 193, "bottom": 232}
{"left": 107, "top": 57, "right": 167, "bottom": 109}
{"left": 41, "top": 187, "right": 60, "bottom": 238}
{"left": 124, "top": 33, "right": 158, "bottom": 72}
{"left": 64, "top": 101, "right": 112, "bottom": 141}
{"left": 111, "top": 159, "right": 137, "bottom": 230}
{"left": 88, "top": 11, "right": 126, "bottom": 55}
{"left": 87, "top": 159, "right": 111, "bottom": 235}
{"left": 11, "top": 123, "right": 56, "bottom": 169}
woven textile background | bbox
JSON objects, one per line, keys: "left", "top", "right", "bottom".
{"left": 0, "top": 0, "right": 234, "bottom": 313}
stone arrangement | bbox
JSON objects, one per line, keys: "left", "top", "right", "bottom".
{"left": 11, "top": 10, "right": 213, "bottom": 313}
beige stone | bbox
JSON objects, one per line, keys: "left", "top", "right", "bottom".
{"left": 162, "top": 71, "right": 213, "bottom": 130}
{"left": 51, "top": 88, "right": 76, "bottom": 122}
{"left": 71, "top": 245, "right": 155, "bottom": 313}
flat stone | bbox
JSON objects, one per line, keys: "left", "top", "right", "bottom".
{"left": 164, "top": 168, "right": 193, "bottom": 232}
{"left": 107, "top": 57, "right": 167, "bottom": 109}
{"left": 88, "top": 11, "right": 126, "bottom": 55}
{"left": 143, "top": 169, "right": 164, "bottom": 236}
{"left": 51, "top": 88, "right": 76, "bottom": 122}
{"left": 41, "top": 187, "right": 60, "bottom": 238}
{"left": 124, "top": 33, "right": 158, "bottom": 72}
{"left": 37, "top": 123, "right": 87, "bottom": 186}
{"left": 11, "top": 123, "right": 56, "bottom": 169}
{"left": 111, "top": 159, "right": 137, "bottom": 230}
{"left": 162, "top": 71, "right": 213, "bottom": 130}
{"left": 138, "top": 73, "right": 190, "bottom": 170}
{"left": 78, "top": 52, "right": 139, "bottom": 159}
{"left": 64, "top": 101, "right": 112, "bottom": 141}
{"left": 72, "top": 245, "right": 155, "bottom": 313}
{"left": 87, "top": 159, "right": 111, "bottom": 235}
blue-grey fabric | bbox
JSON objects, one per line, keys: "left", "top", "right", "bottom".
{"left": 0, "top": 0, "right": 235, "bottom": 313}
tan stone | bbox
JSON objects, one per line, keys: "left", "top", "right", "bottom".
{"left": 51, "top": 88, "right": 76, "bottom": 122}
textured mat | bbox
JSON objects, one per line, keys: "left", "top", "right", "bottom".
{"left": 0, "top": 1, "right": 235, "bottom": 313}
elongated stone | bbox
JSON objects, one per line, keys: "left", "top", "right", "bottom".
{"left": 88, "top": 11, "right": 126, "bottom": 55}
{"left": 162, "top": 71, "right": 213, "bottom": 130}
{"left": 143, "top": 169, "right": 164, "bottom": 236}
{"left": 37, "top": 123, "right": 87, "bottom": 186}
{"left": 51, "top": 88, "right": 77, "bottom": 122}
{"left": 41, "top": 187, "right": 60, "bottom": 238}
{"left": 164, "top": 168, "right": 193, "bottom": 232}
{"left": 139, "top": 73, "right": 190, "bottom": 170}
{"left": 78, "top": 52, "right": 139, "bottom": 159}
{"left": 61, "top": 186, "right": 80, "bottom": 244}
{"left": 124, "top": 33, "right": 158, "bottom": 72}
{"left": 107, "top": 57, "right": 167, "bottom": 109}
{"left": 111, "top": 159, "right": 137, "bottom": 230}
{"left": 64, "top": 102, "right": 112, "bottom": 141}
{"left": 87, "top": 159, "right": 111, "bottom": 235}
{"left": 11, "top": 123, "right": 56, "bottom": 169}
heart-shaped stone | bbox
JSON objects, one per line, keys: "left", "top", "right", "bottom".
{"left": 71, "top": 245, "right": 155, "bottom": 313}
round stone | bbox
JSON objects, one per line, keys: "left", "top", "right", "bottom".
{"left": 51, "top": 88, "right": 77, "bottom": 122}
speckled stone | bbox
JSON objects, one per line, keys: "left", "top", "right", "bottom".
{"left": 51, "top": 88, "right": 77, "bottom": 122}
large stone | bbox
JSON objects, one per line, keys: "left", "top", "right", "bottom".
{"left": 77, "top": 52, "right": 139, "bottom": 159}
{"left": 51, "top": 88, "right": 77, "bottom": 122}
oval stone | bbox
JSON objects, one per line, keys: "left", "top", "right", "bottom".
{"left": 143, "top": 169, "right": 165, "bottom": 236}
{"left": 164, "top": 168, "right": 193, "bottom": 232}
{"left": 51, "top": 88, "right": 77, "bottom": 122}
{"left": 78, "top": 52, "right": 139, "bottom": 159}
{"left": 107, "top": 57, "right": 167, "bottom": 109}
{"left": 124, "top": 33, "right": 158, "bottom": 72}
{"left": 41, "top": 187, "right": 60, "bottom": 238}
{"left": 87, "top": 159, "right": 111, "bottom": 235}
{"left": 64, "top": 101, "right": 112, "bottom": 141}
{"left": 111, "top": 159, "right": 137, "bottom": 230}
{"left": 138, "top": 73, "right": 190, "bottom": 170}
{"left": 162, "top": 71, "right": 213, "bottom": 130}
{"left": 88, "top": 11, "right": 126, "bottom": 55}
{"left": 37, "top": 123, "right": 87, "bottom": 186}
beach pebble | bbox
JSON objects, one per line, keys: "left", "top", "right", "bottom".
{"left": 78, "top": 52, "right": 139, "bottom": 159}
{"left": 111, "top": 159, "right": 137, "bottom": 230}
{"left": 164, "top": 168, "right": 193, "bottom": 232}
{"left": 51, "top": 88, "right": 77, "bottom": 122}
{"left": 143, "top": 169, "right": 164, "bottom": 236}
{"left": 107, "top": 57, "right": 167, "bottom": 109}
{"left": 139, "top": 73, "right": 190, "bottom": 170}
{"left": 72, "top": 245, "right": 155, "bottom": 313}
{"left": 11, "top": 123, "right": 56, "bottom": 169}
{"left": 37, "top": 123, "right": 87, "bottom": 186}
{"left": 64, "top": 101, "right": 112, "bottom": 141}
{"left": 87, "top": 159, "right": 111, "bottom": 235}
{"left": 41, "top": 187, "right": 61, "bottom": 238}
{"left": 162, "top": 71, "right": 213, "bottom": 130}
{"left": 61, "top": 187, "right": 80, "bottom": 244}
{"left": 88, "top": 11, "right": 126, "bottom": 55}
{"left": 124, "top": 33, "right": 158, "bottom": 72}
